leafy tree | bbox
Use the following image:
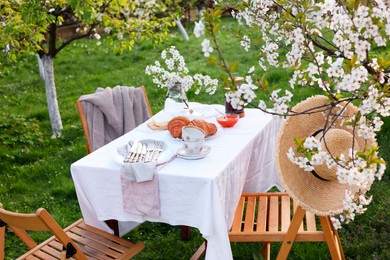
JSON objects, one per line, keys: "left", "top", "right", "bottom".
{"left": 0, "top": 0, "right": 176, "bottom": 137}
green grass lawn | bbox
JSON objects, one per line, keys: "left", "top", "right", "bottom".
{"left": 1, "top": 17, "right": 389, "bottom": 259}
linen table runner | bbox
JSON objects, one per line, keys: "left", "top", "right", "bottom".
{"left": 120, "top": 166, "right": 160, "bottom": 218}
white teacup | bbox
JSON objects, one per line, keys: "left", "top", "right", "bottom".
{"left": 182, "top": 126, "right": 205, "bottom": 142}
{"left": 182, "top": 139, "right": 205, "bottom": 155}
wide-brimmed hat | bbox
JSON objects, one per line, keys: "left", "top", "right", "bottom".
{"left": 275, "top": 95, "right": 376, "bottom": 215}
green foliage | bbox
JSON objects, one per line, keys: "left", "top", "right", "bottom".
{"left": 0, "top": 112, "right": 43, "bottom": 146}
{"left": 0, "top": 0, "right": 178, "bottom": 71}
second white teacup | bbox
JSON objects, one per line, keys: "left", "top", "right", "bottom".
{"left": 182, "top": 126, "right": 205, "bottom": 142}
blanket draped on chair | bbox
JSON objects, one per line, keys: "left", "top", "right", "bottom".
{"left": 79, "top": 86, "right": 150, "bottom": 151}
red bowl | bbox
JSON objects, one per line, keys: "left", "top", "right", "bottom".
{"left": 216, "top": 114, "right": 239, "bottom": 127}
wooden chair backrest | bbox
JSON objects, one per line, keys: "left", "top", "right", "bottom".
{"left": 139, "top": 85, "right": 153, "bottom": 117}
{"left": 0, "top": 206, "right": 85, "bottom": 259}
{"left": 76, "top": 86, "right": 152, "bottom": 154}
{"left": 76, "top": 99, "right": 92, "bottom": 154}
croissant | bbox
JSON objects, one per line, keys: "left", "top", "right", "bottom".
{"left": 188, "top": 119, "right": 217, "bottom": 137}
{"left": 167, "top": 116, "right": 191, "bottom": 138}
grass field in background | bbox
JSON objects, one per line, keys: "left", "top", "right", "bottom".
{"left": 1, "top": 17, "right": 389, "bottom": 259}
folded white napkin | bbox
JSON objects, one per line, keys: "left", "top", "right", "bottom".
{"left": 123, "top": 161, "right": 157, "bottom": 182}
{"left": 118, "top": 143, "right": 157, "bottom": 183}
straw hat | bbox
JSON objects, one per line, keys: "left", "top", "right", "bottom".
{"left": 275, "top": 95, "right": 376, "bottom": 215}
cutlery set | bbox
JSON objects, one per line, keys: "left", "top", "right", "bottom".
{"left": 124, "top": 140, "right": 164, "bottom": 163}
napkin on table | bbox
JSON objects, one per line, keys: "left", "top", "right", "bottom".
{"left": 122, "top": 161, "right": 157, "bottom": 182}
{"left": 118, "top": 144, "right": 160, "bottom": 217}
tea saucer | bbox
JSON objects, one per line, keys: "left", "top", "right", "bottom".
{"left": 176, "top": 145, "right": 211, "bottom": 160}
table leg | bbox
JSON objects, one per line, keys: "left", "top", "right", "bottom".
{"left": 181, "top": 226, "right": 191, "bottom": 240}
{"left": 105, "top": 219, "right": 119, "bottom": 236}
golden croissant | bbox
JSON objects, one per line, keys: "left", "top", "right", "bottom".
{"left": 167, "top": 116, "right": 191, "bottom": 139}
{"left": 188, "top": 119, "right": 217, "bottom": 137}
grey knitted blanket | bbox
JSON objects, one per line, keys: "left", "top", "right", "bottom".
{"left": 80, "top": 86, "right": 151, "bottom": 151}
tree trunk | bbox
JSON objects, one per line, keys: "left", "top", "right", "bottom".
{"left": 175, "top": 19, "right": 189, "bottom": 41}
{"left": 37, "top": 54, "right": 45, "bottom": 80}
{"left": 42, "top": 55, "right": 63, "bottom": 137}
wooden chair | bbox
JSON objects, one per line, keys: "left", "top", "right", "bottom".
{"left": 191, "top": 192, "right": 345, "bottom": 260}
{"left": 0, "top": 205, "right": 144, "bottom": 259}
{"left": 76, "top": 85, "right": 152, "bottom": 154}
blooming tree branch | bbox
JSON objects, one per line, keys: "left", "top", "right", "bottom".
{"left": 194, "top": 0, "right": 390, "bottom": 228}
{"left": 145, "top": 46, "right": 219, "bottom": 99}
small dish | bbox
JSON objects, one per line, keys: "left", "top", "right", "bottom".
{"left": 177, "top": 145, "right": 211, "bottom": 160}
{"left": 216, "top": 113, "right": 239, "bottom": 127}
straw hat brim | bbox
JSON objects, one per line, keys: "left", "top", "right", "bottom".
{"left": 275, "top": 95, "right": 376, "bottom": 216}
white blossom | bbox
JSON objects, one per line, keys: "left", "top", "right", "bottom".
{"left": 258, "top": 100, "right": 267, "bottom": 110}
{"left": 201, "top": 39, "right": 213, "bottom": 57}
{"left": 104, "top": 27, "right": 112, "bottom": 34}
{"left": 225, "top": 87, "right": 246, "bottom": 109}
{"left": 194, "top": 20, "right": 205, "bottom": 38}
{"left": 241, "top": 35, "right": 251, "bottom": 52}
{"left": 238, "top": 76, "right": 257, "bottom": 102}
{"left": 331, "top": 217, "right": 342, "bottom": 230}
{"left": 96, "top": 12, "right": 103, "bottom": 22}
{"left": 303, "top": 136, "right": 321, "bottom": 150}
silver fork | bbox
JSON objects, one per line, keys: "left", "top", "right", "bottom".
{"left": 145, "top": 142, "right": 156, "bottom": 162}
{"left": 146, "top": 141, "right": 160, "bottom": 162}
{"left": 150, "top": 142, "right": 164, "bottom": 162}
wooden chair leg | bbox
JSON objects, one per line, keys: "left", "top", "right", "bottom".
{"left": 319, "top": 216, "right": 345, "bottom": 260}
{"left": 277, "top": 206, "right": 306, "bottom": 260}
{"left": 334, "top": 227, "right": 346, "bottom": 260}
{"left": 190, "top": 240, "right": 207, "bottom": 260}
{"left": 277, "top": 206, "right": 345, "bottom": 260}
{"left": 261, "top": 242, "right": 271, "bottom": 260}
{"left": 0, "top": 225, "right": 5, "bottom": 260}
{"left": 181, "top": 225, "right": 191, "bottom": 240}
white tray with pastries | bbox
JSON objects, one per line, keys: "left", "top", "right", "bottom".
{"left": 166, "top": 115, "right": 221, "bottom": 140}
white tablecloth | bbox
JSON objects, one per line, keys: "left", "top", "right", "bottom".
{"left": 70, "top": 106, "right": 283, "bottom": 260}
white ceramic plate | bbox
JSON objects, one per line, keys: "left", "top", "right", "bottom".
{"left": 176, "top": 145, "right": 211, "bottom": 160}
{"left": 204, "top": 125, "right": 223, "bottom": 140}
{"left": 151, "top": 113, "right": 173, "bottom": 127}
{"left": 117, "top": 139, "right": 176, "bottom": 165}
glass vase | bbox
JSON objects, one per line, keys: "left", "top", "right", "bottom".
{"left": 164, "top": 83, "right": 189, "bottom": 113}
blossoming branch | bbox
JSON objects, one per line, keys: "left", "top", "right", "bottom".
{"left": 145, "top": 46, "right": 218, "bottom": 98}
{"left": 194, "top": 0, "right": 390, "bottom": 228}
